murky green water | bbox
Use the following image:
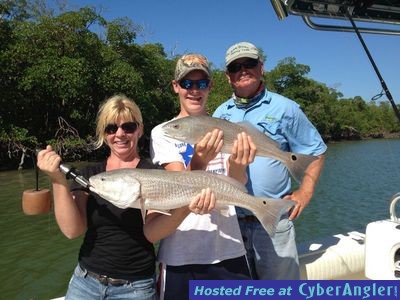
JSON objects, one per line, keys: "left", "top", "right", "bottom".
{"left": 0, "top": 169, "right": 81, "bottom": 299}
{"left": 1, "top": 139, "right": 399, "bottom": 299}
{"left": 295, "top": 138, "right": 400, "bottom": 242}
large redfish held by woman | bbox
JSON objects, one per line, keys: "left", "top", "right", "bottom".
{"left": 89, "top": 168, "right": 295, "bottom": 236}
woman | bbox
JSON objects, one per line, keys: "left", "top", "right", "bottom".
{"left": 37, "top": 95, "right": 157, "bottom": 300}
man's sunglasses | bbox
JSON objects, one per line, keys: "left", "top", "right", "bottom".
{"left": 227, "top": 58, "right": 259, "bottom": 74}
{"left": 104, "top": 122, "right": 138, "bottom": 134}
{"left": 179, "top": 79, "right": 210, "bottom": 90}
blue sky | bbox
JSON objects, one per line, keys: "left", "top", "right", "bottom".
{"left": 65, "top": 0, "right": 399, "bottom": 104}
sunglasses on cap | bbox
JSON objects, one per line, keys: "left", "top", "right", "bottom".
{"left": 227, "top": 58, "right": 259, "bottom": 74}
{"left": 179, "top": 79, "right": 210, "bottom": 90}
{"left": 104, "top": 122, "right": 138, "bottom": 134}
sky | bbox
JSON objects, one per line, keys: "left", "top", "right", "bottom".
{"left": 64, "top": 0, "right": 400, "bottom": 104}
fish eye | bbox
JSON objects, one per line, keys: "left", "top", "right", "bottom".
{"left": 173, "top": 124, "right": 179, "bottom": 129}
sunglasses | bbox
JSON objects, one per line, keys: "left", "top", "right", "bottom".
{"left": 104, "top": 122, "right": 138, "bottom": 134}
{"left": 179, "top": 79, "right": 210, "bottom": 90}
{"left": 227, "top": 58, "right": 259, "bottom": 74}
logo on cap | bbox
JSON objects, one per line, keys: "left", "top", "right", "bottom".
{"left": 225, "top": 42, "right": 260, "bottom": 67}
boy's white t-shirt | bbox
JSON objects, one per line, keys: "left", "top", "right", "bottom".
{"left": 150, "top": 121, "right": 246, "bottom": 265}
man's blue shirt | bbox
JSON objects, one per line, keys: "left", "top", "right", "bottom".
{"left": 213, "top": 89, "right": 327, "bottom": 215}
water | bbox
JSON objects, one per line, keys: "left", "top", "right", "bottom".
{"left": 0, "top": 169, "right": 81, "bottom": 299}
{"left": 1, "top": 139, "right": 399, "bottom": 299}
{"left": 295, "top": 138, "right": 400, "bottom": 242}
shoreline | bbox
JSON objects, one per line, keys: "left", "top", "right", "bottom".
{"left": 1, "top": 136, "right": 399, "bottom": 172}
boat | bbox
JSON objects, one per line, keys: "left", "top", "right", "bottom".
{"left": 270, "top": 0, "right": 400, "bottom": 280}
{"left": 299, "top": 193, "right": 400, "bottom": 280}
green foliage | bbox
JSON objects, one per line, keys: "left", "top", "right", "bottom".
{"left": 267, "top": 57, "right": 310, "bottom": 96}
{"left": 46, "top": 136, "right": 93, "bottom": 161}
{"left": 208, "top": 70, "right": 232, "bottom": 113}
{"left": 0, "top": 0, "right": 30, "bottom": 22}
{"left": 0, "top": 125, "right": 38, "bottom": 164}
{"left": 0, "top": 2, "right": 177, "bottom": 167}
{"left": 97, "top": 60, "right": 144, "bottom": 97}
{"left": 106, "top": 17, "right": 138, "bottom": 46}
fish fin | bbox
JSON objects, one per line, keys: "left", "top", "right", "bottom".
{"left": 252, "top": 198, "right": 296, "bottom": 236}
{"left": 150, "top": 209, "right": 171, "bottom": 216}
{"left": 238, "top": 121, "right": 280, "bottom": 148}
{"left": 140, "top": 198, "right": 146, "bottom": 224}
{"left": 139, "top": 201, "right": 172, "bottom": 223}
{"left": 284, "top": 152, "right": 319, "bottom": 183}
{"left": 215, "top": 205, "right": 231, "bottom": 217}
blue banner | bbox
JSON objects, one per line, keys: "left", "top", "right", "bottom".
{"left": 189, "top": 280, "right": 399, "bottom": 300}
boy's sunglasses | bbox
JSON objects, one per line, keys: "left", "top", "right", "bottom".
{"left": 104, "top": 122, "right": 138, "bottom": 134}
{"left": 179, "top": 79, "right": 210, "bottom": 90}
{"left": 227, "top": 58, "right": 259, "bottom": 74}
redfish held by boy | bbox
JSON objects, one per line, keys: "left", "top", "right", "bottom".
{"left": 161, "top": 115, "right": 318, "bottom": 183}
{"left": 89, "top": 168, "right": 295, "bottom": 236}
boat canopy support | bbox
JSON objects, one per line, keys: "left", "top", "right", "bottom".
{"left": 270, "top": 0, "right": 400, "bottom": 122}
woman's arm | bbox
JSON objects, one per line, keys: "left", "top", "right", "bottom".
{"left": 37, "top": 145, "right": 87, "bottom": 239}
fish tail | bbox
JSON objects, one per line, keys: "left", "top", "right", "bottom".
{"left": 285, "top": 152, "right": 319, "bottom": 183}
{"left": 252, "top": 197, "right": 295, "bottom": 236}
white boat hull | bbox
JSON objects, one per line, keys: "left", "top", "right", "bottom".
{"left": 298, "top": 231, "right": 367, "bottom": 280}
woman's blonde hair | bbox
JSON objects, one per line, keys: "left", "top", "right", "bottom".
{"left": 94, "top": 94, "right": 143, "bottom": 149}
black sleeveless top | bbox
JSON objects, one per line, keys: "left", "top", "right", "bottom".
{"left": 70, "top": 159, "right": 157, "bottom": 280}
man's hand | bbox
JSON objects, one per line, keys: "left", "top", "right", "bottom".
{"left": 228, "top": 132, "right": 257, "bottom": 183}
{"left": 190, "top": 129, "right": 223, "bottom": 170}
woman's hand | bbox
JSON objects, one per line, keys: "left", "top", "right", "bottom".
{"left": 37, "top": 145, "right": 65, "bottom": 183}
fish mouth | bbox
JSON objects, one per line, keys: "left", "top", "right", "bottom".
{"left": 160, "top": 127, "right": 171, "bottom": 136}
{"left": 88, "top": 184, "right": 100, "bottom": 197}
{"left": 162, "top": 130, "right": 181, "bottom": 140}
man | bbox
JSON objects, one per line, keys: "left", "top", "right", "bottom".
{"left": 148, "top": 54, "right": 255, "bottom": 299}
{"left": 213, "top": 42, "right": 327, "bottom": 280}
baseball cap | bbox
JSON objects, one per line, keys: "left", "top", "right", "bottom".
{"left": 225, "top": 42, "right": 260, "bottom": 67}
{"left": 174, "top": 54, "right": 211, "bottom": 81}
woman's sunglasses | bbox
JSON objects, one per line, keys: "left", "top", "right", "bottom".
{"left": 227, "top": 58, "right": 259, "bottom": 74}
{"left": 179, "top": 79, "right": 210, "bottom": 90}
{"left": 104, "top": 122, "right": 138, "bottom": 134}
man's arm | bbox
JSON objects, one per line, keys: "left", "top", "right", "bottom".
{"left": 285, "top": 154, "right": 325, "bottom": 220}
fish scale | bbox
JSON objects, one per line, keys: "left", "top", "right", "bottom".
{"left": 140, "top": 171, "right": 245, "bottom": 209}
